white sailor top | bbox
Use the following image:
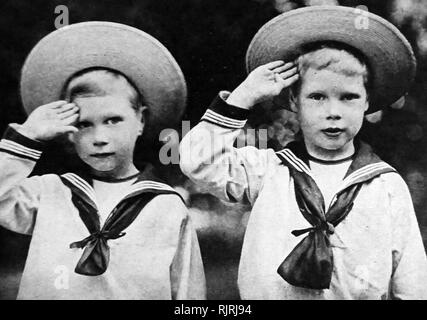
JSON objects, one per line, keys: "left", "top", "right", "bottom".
{"left": 0, "top": 124, "right": 206, "bottom": 300}
{"left": 179, "top": 92, "right": 427, "bottom": 300}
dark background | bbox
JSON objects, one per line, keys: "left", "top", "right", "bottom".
{"left": 0, "top": 0, "right": 426, "bottom": 299}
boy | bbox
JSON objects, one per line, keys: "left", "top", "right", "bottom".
{"left": 0, "top": 22, "right": 206, "bottom": 299}
{"left": 180, "top": 6, "right": 427, "bottom": 299}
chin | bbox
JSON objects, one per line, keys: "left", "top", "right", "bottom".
{"left": 323, "top": 141, "right": 355, "bottom": 158}
{"left": 93, "top": 168, "right": 116, "bottom": 174}
{"left": 85, "top": 162, "right": 117, "bottom": 175}
{"left": 316, "top": 140, "right": 342, "bottom": 151}
{"left": 324, "top": 144, "right": 345, "bottom": 151}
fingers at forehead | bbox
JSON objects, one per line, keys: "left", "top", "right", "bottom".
{"left": 265, "top": 60, "right": 286, "bottom": 69}
{"left": 56, "top": 103, "right": 78, "bottom": 113}
{"left": 46, "top": 100, "right": 68, "bottom": 109}
{"left": 281, "top": 73, "right": 299, "bottom": 87}
{"left": 61, "top": 113, "right": 80, "bottom": 125}
{"left": 273, "top": 62, "right": 296, "bottom": 74}
{"left": 59, "top": 108, "right": 79, "bottom": 120}
{"left": 279, "top": 67, "right": 298, "bottom": 79}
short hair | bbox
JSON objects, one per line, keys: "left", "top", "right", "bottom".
{"left": 289, "top": 42, "right": 371, "bottom": 101}
{"left": 61, "top": 67, "right": 145, "bottom": 112}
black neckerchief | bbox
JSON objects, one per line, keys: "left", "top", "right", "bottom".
{"left": 60, "top": 163, "right": 183, "bottom": 276}
{"left": 275, "top": 140, "right": 395, "bottom": 289}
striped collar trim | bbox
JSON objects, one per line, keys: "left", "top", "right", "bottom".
{"left": 61, "top": 173, "right": 177, "bottom": 208}
{"left": 276, "top": 147, "right": 395, "bottom": 190}
{"left": 61, "top": 173, "right": 97, "bottom": 206}
{"left": 126, "top": 181, "right": 177, "bottom": 198}
{"left": 339, "top": 162, "right": 395, "bottom": 191}
{"left": 276, "top": 148, "right": 313, "bottom": 177}
{"left": 327, "top": 162, "right": 395, "bottom": 209}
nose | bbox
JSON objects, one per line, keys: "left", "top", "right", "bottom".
{"left": 325, "top": 100, "right": 342, "bottom": 121}
{"left": 92, "top": 126, "right": 109, "bottom": 147}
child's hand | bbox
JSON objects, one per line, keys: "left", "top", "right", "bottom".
{"left": 227, "top": 61, "right": 299, "bottom": 109}
{"left": 19, "top": 101, "right": 79, "bottom": 141}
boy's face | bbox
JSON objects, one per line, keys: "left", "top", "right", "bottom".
{"left": 68, "top": 73, "right": 144, "bottom": 179}
{"left": 291, "top": 67, "right": 368, "bottom": 160}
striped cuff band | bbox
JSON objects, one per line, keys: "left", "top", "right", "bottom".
{"left": 0, "top": 125, "right": 44, "bottom": 161}
{"left": 201, "top": 92, "right": 250, "bottom": 129}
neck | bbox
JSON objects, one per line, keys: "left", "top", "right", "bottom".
{"left": 90, "top": 164, "right": 140, "bottom": 181}
{"left": 308, "top": 153, "right": 354, "bottom": 164}
{"left": 305, "top": 141, "right": 355, "bottom": 162}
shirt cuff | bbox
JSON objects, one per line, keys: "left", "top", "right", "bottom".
{"left": 0, "top": 124, "right": 44, "bottom": 161}
{"left": 200, "top": 91, "right": 250, "bottom": 129}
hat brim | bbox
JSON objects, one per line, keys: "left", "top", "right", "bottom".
{"left": 246, "top": 6, "right": 416, "bottom": 114}
{"left": 20, "top": 21, "right": 187, "bottom": 141}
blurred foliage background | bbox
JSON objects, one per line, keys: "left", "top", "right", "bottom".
{"left": 0, "top": 0, "right": 426, "bottom": 299}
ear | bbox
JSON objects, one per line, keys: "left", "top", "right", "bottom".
{"left": 135, "top": 105, "right": 148, "bottom": 136}
{"left": 67, "top": 132, "right": 76, "bottom": 144}
{"left": 289, "top": 91, "right": 298, "bottom": 113}
{"left": 363, "top": 99, "right": 369, "bottom": 113}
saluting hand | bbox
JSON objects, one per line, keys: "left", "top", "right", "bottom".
{"left": 18, "top": 100, "right": 79, "bottom": 141}
{"left": 227, "top": 60, "right": 299, "bottom": 110}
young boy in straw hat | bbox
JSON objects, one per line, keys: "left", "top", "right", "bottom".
{"left": 180, "top": 6, "right": 427, "bottom": 299}
{"left": 0, "top": 21, "right": 206, "bottom": 299}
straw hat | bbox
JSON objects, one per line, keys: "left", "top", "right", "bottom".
{"left": 20, "top": 21, "right": 187, "bottom": 141}
{"left": 246, "top": 6, "right": 416, "bottom": 114}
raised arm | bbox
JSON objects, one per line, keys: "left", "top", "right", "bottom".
{"left": 180, "top": 61, "right": 298, "bottom": 204}
{"left": 0, "top": 125, "right": 44, "bottom": 234}
{"left": 180, "top": 94, "right": 270, "bottom": 204}
{"left": 0, "top": 101, "right": 79, "bottom": 234}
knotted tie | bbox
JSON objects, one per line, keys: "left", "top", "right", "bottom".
{"left": 61, "top": 164, "right": 181, "bottom": 276}
{"left": 276, "top": 140, "right": 394, "bottom": 289}
{"left": 68, "top": 193, "right": 156, "bottom": 276}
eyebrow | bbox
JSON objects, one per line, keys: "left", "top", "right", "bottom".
{"left": 77, "top": 112, "right": 124, "bottom": 121}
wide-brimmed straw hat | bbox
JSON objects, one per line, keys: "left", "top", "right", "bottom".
{"left": 246, "top": 5, "right": 416, "bottom": 114}
{"left": 20, "top": 21, "right": 187, "bottom": 141}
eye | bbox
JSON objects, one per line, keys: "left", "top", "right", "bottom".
{"left": 342, "top": 93, "right": 361, "bottom": 101}
{"left": 105, "top": 117, "right": 123, "bottom": 125}
{"left": 308, "top": 93, "right": 325, "bottom": 101}
{"left": 76, "top": 121, "right": 91, "bottom": 130}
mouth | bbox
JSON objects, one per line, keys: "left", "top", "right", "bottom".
{"left": 321, "top": 127, "right": 344, "bottom": 137}
{"left": 90, "top": 152, "right": 115, "bottom": 158}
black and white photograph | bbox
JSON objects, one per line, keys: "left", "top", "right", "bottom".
{"left": 0, "top": 0, "right": 426, "bottom": 305}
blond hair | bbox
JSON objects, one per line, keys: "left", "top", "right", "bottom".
{"left": 290, "top": 42, "right": 370, "bottom": 100}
